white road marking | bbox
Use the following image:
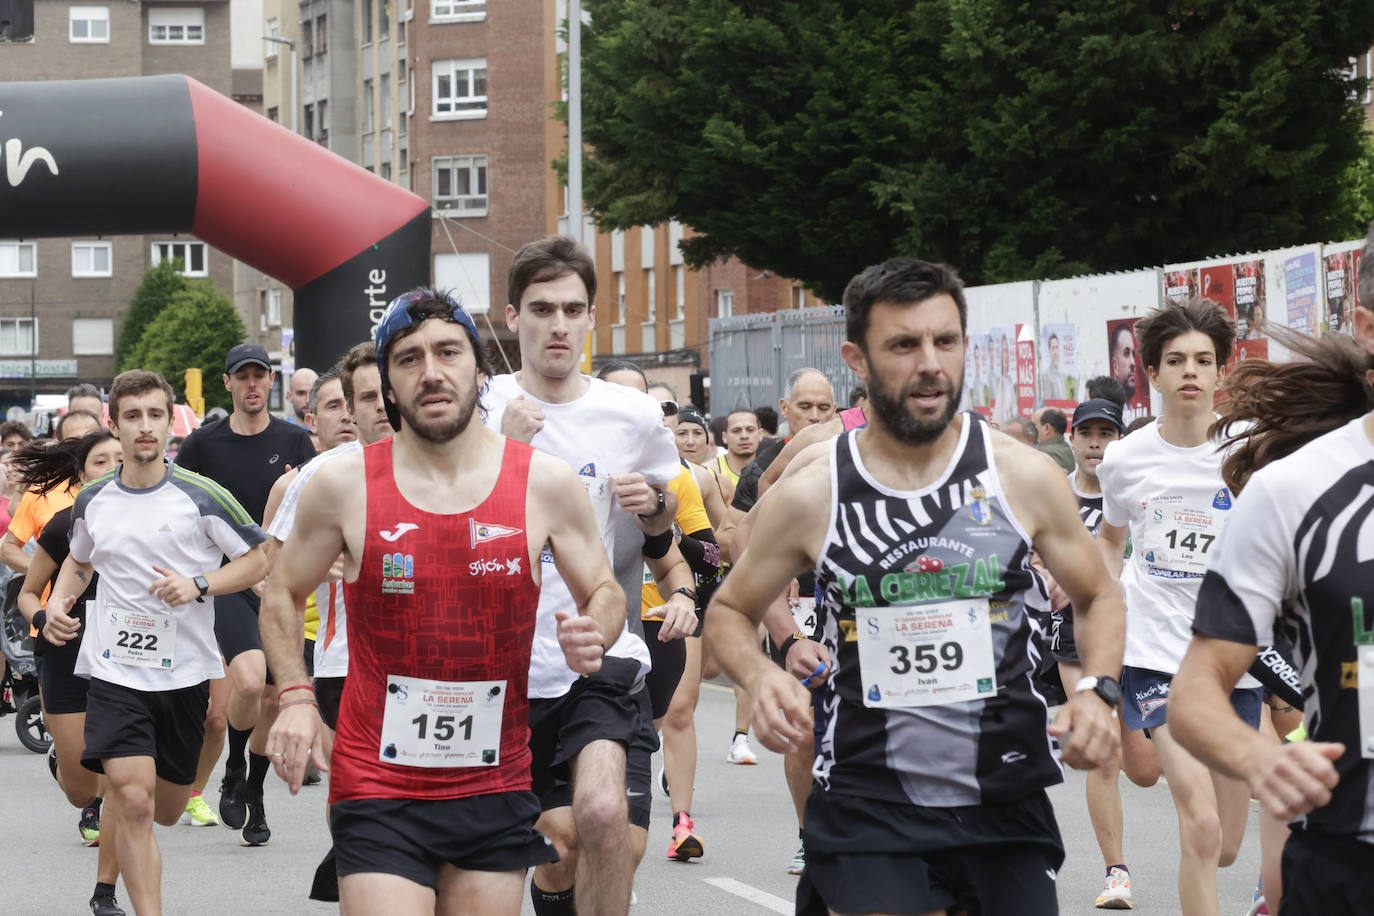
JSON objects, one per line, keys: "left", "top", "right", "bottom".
{"left": 700, "top": 877, "right": 792, "bottom": 914}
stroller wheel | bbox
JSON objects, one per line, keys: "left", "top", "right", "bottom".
{"left": 16, "top": 694, "right": 50, "bottom": 754}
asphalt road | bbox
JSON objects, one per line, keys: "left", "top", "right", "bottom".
{"left": 0, "top": 682, "right": 1266, "bottom": 915}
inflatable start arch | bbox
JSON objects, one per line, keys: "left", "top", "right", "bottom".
{"left": 0, "top": 73, "right": 431, "bottom": 372}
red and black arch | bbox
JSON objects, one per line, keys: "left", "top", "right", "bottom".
{"left": 0, "top": 73, "right": 430, "bottom": 372}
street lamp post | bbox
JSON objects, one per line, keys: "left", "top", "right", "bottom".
{"left": 263, "top": 35, "right": 298, "bottom": 134}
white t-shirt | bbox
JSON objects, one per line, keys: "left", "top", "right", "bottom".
{"left": 266, "top": 440, "right": 360, "bottom": 678}
{"left": 483, "top": 373, "right": 682, "bottom": 698}
{"left": 1098, "top": 419, "right": 1256, "bottom": 682}
{"left": 72, "top": 464, "right": 267, "bottom": 691}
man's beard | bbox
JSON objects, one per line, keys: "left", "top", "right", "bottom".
{"left": 865, "top": 359, "right": 962, "bottom": 446}
{"left": 396, "top": 379, "right": 478, "bottom": 443}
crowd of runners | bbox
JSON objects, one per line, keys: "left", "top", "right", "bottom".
{"left": 9, "top": 228, "right": 1374, "bottom": 916}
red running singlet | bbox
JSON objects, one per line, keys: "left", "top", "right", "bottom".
{"left": 329, "top": 436, "right": 541, "bottom": 803}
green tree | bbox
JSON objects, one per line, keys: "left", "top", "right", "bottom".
{"left": 579, "top": 0, "right": 1374, "bottom": 301}
{"left": 116, "top": 260, "right": 190, "bottom": 373}
{"left": 128, "top": 281, "right": 244, "bottom": 411}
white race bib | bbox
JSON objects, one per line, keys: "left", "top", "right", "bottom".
{"left": 1140, "top": 498, "right": 1228, "bottom": 578}
{"left": 100, "top": 607, "right": 176, "bottom": 669}
{"left": 792, "top": 597, "right": 818, "bottom": 638}
{"left": 856, "top": 599, "right": 997, "bottom": 708}
{"left": 378, "top": 676, "right": 506, "bottom": 768}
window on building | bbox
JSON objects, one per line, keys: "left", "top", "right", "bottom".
{"left": 301, "top": 19, "right": 313, "bottom": 58}
{"left": 148, "top": 8, "right": 205, "bottom": 44}
{"left": 617, "top": 274, "right": 626, "bottom": 326}
{"left": 151, "top": 241, "right": 207, "bottom": 277}
{"left": 380, "top": 73, "right": 390, "bottom": 125}
{"left": 264, "top": 17, "right": 278, "bottom": 57}
{"left": 317, "top": 99, "right": 329, "bottom": 143}
{"left": 378, "top": 0, "right": 389, "bottom": 36}
{"left": 674, "top": 266, "right": 685, "bottom": 319}
{"left": 645, "top": 270, "right": 656, "bottom": 322}
{"left": 433, "top": 154, "right": 488, "bottom": 215}
{"left": 0, "top": 241, "right": 36, "bottom": 278}
{"left": 69, "top": 6, "right": 109, "bottom": 43}
{"left": 303, "top": 104, "right": 315, "bottom": 141}
{"left": 432, "top": 0, "right": 485, "bottom": 21}
{"left": 380, "top": 162, "right": 392, "bottom": 182}
{"left": 267, "top": 289, "right": 282, "bottom": 327}
{"left": 316, "top": 14, "right": 327, "bottom": 54}
{"left": 362, "top": 78, "right": 374, "bottom": 132}
{"left": 432, "top": 59, "right": 487, "bottom": 118}
{"left": 72, "top": 318, "right": 114, "bottom": 356}
{"left": 71, "top": 241, "right": 112, "bottom": 278}
{"left": 0, "top": 319, "right": 36, "bottom": 356}
{"left": 267, "top": 106, "right": 279, "bottom": 123}
{"left": 361, "top": 0, "right": 373, "bottom": 43}
{"left": 715, "top": 289, "right": 734, "bottom": 319}
{"left": 790, "top": 284, "right": 806, "bottom": 309}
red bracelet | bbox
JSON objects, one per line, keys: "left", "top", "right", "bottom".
{"left": 277, "top": 684, "right": 315, "bottom": 701}
{"left": 279, "top": 698, "right": 318, "bottom": 711}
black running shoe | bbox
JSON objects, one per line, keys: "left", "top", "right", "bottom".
{"left": 89, "top": 889, "right": 126, "bottom": 916}
{"left": 219, "top": 768, "right": 248, "bottom": 830}
{"left": 240, "top": 787, "right": 271, "bottom": 847}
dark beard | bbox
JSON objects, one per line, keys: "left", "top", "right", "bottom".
{"left": 396, "top": 380, "right": 478, "bottom": 443}
{"left": 865, "top": 361, "right": 962, "bottom": 446}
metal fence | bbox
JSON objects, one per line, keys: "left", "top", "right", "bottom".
{"left": 708, "top": 306, "right": 859, "bottom": 415}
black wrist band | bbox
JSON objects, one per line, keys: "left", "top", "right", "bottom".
{"left": 780, "top": 634, "right": 802, "bottom": 658}
{"left": 32, "top": 609, "right": 47, "bottom": 634}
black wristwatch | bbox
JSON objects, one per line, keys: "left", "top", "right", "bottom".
{"left": 671, "top": 586, "right": 697, "bottom": 603}
{"left": 193, "top": 575, "right": 211, "bottom": 601}
{"left": 1075, "top": 675, "right": 1122, "bottom": 708}
{"left": 637, "top": 487, "right": 667, "bottom": 520}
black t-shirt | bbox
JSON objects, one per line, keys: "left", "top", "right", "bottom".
{"left": 34, "top": 505, "right": 97, "bottom": 656}
{"left": 175, "top": 415, "right": 315, "bottom": 524}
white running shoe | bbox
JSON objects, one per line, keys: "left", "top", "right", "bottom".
{"left": 727, "top": 733, "right": 758, "bottom": 765}
{"left": 1094, "top": 866, "right": 1133, "bottom": 909}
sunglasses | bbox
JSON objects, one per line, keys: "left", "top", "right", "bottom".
{"left": 660, "top": 400, "right": 679, "bottom": 417}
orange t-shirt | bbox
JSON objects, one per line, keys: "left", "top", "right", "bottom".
{"left": 8, "top": 486, "right": 77, "bottom": 545}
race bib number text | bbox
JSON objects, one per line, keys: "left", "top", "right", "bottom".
{"left": 379, "top": 676, "right": 506, "bottom": 768}
{"left": 100, "top": 607, "right": 176, "bottom": 669}
{"left": 856, "top": 598, "right": 996, "bottom": 708}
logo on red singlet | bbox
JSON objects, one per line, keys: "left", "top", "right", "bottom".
{"left": 380, "top": 522, "right": 420, "bottom": 542}
{"left": 471, "top": 519, "right": 522, "bottom": 548}
{"left": 381, "top": 552, "right": 415, "bottom": 594}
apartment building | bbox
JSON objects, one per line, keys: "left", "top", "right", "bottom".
{"left": 0, "top": 0, "right": 242, "bottom": 409}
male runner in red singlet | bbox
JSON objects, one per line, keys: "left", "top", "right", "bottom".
{"left": 262, "top": 290, "right": 626, "bottom": 916}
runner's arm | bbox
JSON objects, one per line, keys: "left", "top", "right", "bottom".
{"left": 16, "top": 541, "right": 57, "bottom": 626}
{"left": 262, "top": 464, "right": 351, "bottom": 791}
{"left": 536, "top": 456, "right": 625, "bottom": 665}
{"left": 258, "top": 468, "right": 299, "bottom": 571}
{"left": 1096, "top": 522, "right": 1128, "bottom": 579}
{"left": 644, "top": 544, "right": 698, "bottom": 641}
{"left": 44, "top": 554, "right": 95, "bottom": 645}
{"left": 705, "top": 465, "right": 825, "bottom": 753}
{"left": 757, "top": 419, "right": 837, "bottom": 496}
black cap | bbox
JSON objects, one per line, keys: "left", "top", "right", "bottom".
{"left": 225, "top": 343, "right": 272, "bottom": 374}
{"left": 1071, "top": 398, "right": 1125, "bottom": 434}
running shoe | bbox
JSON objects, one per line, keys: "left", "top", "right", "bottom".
{"left": 1094, "top": 866, "right": 1133, "bottom": 909}
{"left": 665, "top": 812, "right": 704, "bottom": 861}
{"left": 726, "top": 733, "right": 758, "bottom": 765}
{"left": 48, "top": 744, "right": 58, "bottom": 782}
{"left": 88, "top": 888, "right": 126, "bottom": 916}
{"left": 179, "top": 793, "right": 219, "bottom": 827}
{"left": 219, "top": 768, "right": 248, "bottom": 830}
{"left": 240, "top": 787, "right": 271, "bottom": 847}
{"left": 787, "top": 840, "right": 805, "bottom": 875}
{"left": 79, "top": 806, "right": 100, "bottom": 846}
{"left": 1245, "top": 882, "right": 1269, "bottom": 916}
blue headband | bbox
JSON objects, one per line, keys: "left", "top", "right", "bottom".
{"left": 373, "top": 289, "right": 483, "bottom": 430}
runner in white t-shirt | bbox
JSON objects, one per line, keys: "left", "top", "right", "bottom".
{"left": 41, "top": 370, "right": 268, "bottom": 916}
{"left": 1095, "top": 298, "right": 1258, "bottom": 916}
{"left": 485, "top": 236, "right": 683, "bottom": 916}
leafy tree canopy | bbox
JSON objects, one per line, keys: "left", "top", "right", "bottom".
{"left": 579, "top": 0, "right": 1374, "bottom": 301}
{"left": 127, "top": 280, "right": 244, "bottom": 411}
{"left": 116, "top": 259, "right": 189, "bottom": 373}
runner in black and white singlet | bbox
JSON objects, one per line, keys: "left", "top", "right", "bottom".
{"left": 1171, "top": 237, "right": 1374, "bottom": 915}
{"left": 708, "top": 257, "right": 1126, "bottom": 916}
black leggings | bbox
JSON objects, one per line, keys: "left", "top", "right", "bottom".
{"left": 642, "top": 620, "right": 687, "bottom": 721}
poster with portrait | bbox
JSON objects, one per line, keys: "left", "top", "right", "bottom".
{"left": 1015, "top": 324, "right": 1036, "bottom": 419}
{"left": 1039, "top": 322, "right": 1077, "bottom": 407}
{"left": 988, "top": 327, "right": 1019, "bottom": 427}
{"left": 1282, "top": 251, "right": 1319, "bottom": 337}
{"left": 963, "top": 333, "right": 991, "bottom": 415}
{"left": 1324, "top": 241, "right": 1365, "bottom": 334}
{"left": 1164, "top": 256, "right": 1268, "bottom": 365}
{"left": 1105, "top": 317, "right": 1149, "bottom": 422}
{"left": 1232, "top": 259, "right": 1267, "bottom": 347}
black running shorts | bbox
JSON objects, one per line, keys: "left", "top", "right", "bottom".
{"left": 1279, "top": 829, "right": 1374, "bottom": 916}
{"left": 796, "top": 790, "right": 1064, "bottom": 916}
{"left": 641, "top": 620, "right": 686, "bottom": 721}
{"left": 213, "top": 589, "right": 268, "bottom": 672}
{"left": 624, "top": 687, "right": 658, "bottom": 830}
{"left": 81, "top": 678, "right": 210, "bottom": 785}
{"left": 37, "top": 645, "right": 88, "bottom": 715}
{"left": 316, "top": 676, "right": 345, "bottom": 732}
{"left": 330, "top": 791, "right": 558, "bottom": 890}
{"left": 527, "top": 654, "right": 642, "bottom": 814}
